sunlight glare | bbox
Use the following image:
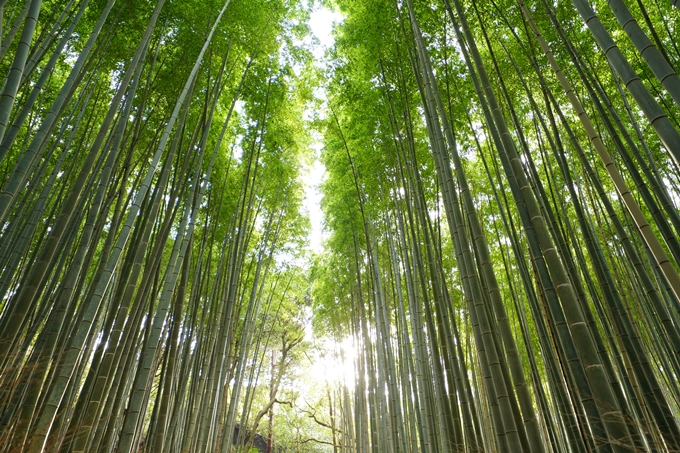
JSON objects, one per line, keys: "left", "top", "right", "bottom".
{"left": 309, "top": 336, "right": 357, "bottom": 390}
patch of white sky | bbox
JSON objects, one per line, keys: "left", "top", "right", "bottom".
{"left": 299, "top": 3, "right": 359, "bottom": 389}
{"left": 300, "top": 4, "right": 342, "bottom": 254}
{"left": 307, "top": 337, "right": 357, "bottom": 391}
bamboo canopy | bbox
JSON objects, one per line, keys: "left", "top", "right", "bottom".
{"left": 0, "top": 0, "right": 679, "bottom": 452}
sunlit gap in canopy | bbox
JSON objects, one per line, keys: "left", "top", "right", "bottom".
{"left": 309, "top": 337, "right": 358, "bottom": 390}
{"left": 302, "top": 2, "right": 342, "bottom": 256}
{"left": 300, "top": 2, "right": 359, "bottom": 391}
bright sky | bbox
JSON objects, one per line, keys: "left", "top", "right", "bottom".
{"left": 302, "top": 5, "right": 342, "bottom": 254}
{"left": 309, "top": 7, "right": 342, "bottom": 57}
{"left": 309, "top": 337, "right": 357, "bottom": 390}
{"left": 302, "top": 150, "right": 326, "bottom": 253}
{"left": 301, "top": 4, "right": 358, "bottom": 388}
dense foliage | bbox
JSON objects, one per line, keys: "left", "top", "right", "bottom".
{"left": 313, "top": 0, "right": 680, "bottom": 452}
{"left": 0, "top": 0, "right": 680, "bottom": 452}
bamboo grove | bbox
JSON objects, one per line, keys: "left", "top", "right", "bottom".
{"left": 0, "top": 0, "right": 321, "bottom": 451}
{"left": 0, "top": 0, "right": 680, "bottom": 452}
{"left": 313, "top": 0, "right": 680, "bottom": 452}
